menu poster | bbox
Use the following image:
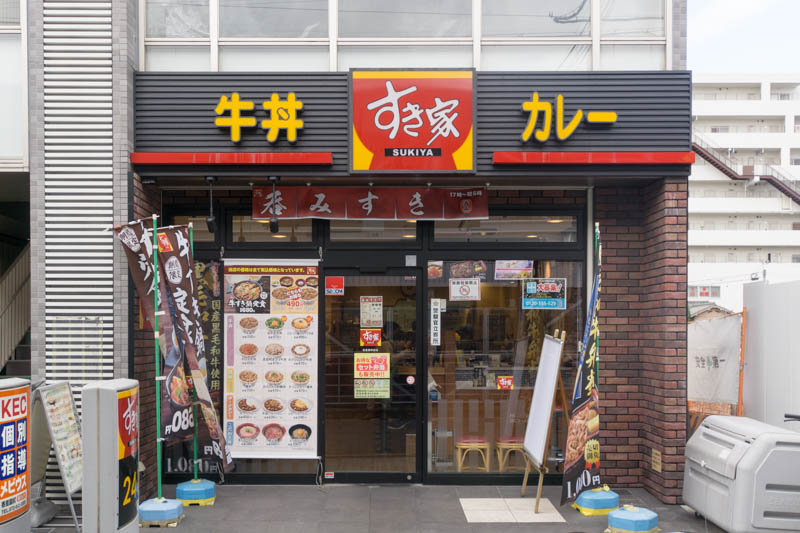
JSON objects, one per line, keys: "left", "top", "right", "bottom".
{"left": 223, "top": 261, "right": 319, "bottom": 459}
{"left": 39, "top": 383, "right": 82, "bottom": 494}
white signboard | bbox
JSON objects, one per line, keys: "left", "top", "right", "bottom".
{"left": 688, "top": 314, "right": 742, "bottom": 405}
{"left": 430, "top": 298, "right": 442, "bottom": 346}
{"left": 360, "top": 296, "right": 383, "bottom": 328}
{"left": 223, "top": 260, "right": 319, "bottom": 459}
{"left": 39, "top": 383, "right": 82, "bottom": 495}
{"left": 449, "top": 278, "right": 481, "bottom": 301}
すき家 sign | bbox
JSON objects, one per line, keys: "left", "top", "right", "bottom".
{"left": 351, "top": 70, "right": 475, "bottom": 172}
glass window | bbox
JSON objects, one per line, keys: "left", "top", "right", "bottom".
{"left": 172, "top": 216, "right": 215, "bottom": 242}
{"left": 330, "top": 220, "right": 417, "bottom": 242}
{"left": 146, "top": 46, "right": 210, "bottom": 71}
{"left": 147, "top": 0, "right": 209, "bottom": 37}
{"left": 219, "top": 46, "right": 329, "bottom": 71}
{"left": 0, "top": 0, "right": 19, "bottom": 25}
{"left": 338, "top": 45, "right": 472, "bottom": 70}
{"left": 220, "top": 0, "right": 327, "bottom": 38}
{"left": 435, "top": 215, "right": 578, "bottom": 243}
{"left": 600, "top": 44, "right": 665, "bottom": 70}
{"left": 600, "top": 0, "right": 664, "bottom": 38}
{"left": 231, "top": 216, "right": 313, "bottom": 243}
{"left": 481, "top": 45, "right": 591, "bottom": 71}
{"left": 0, "top": 34, "right": 23, "bottom": 159}
{"left": 483, "top": 0, "right": 590, "bottom": 38}
{"left": 426, "top": 260, "right": 584, "bottom": 473}
{"left": 339, "top": 0, "right": 471, "bottom": 38}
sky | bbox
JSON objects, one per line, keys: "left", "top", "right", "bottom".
{"left": 688, "top": 0, "right": 800, "bottom": 72}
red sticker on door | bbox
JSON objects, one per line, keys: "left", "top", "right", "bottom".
{"left": 325, "top": 276, "right": 344, "bottom": 295}
{"left": 406, "top": 375, "right": 415, "bottom": 385}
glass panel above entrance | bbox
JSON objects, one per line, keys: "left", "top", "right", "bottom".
{"left": 434, "top": 215, "right": 578, "bottom": 243}
{"left": 426, "top": 260, "right": 583, "bottom": 475}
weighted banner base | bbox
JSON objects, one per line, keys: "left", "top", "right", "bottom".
{"left": 176, "top": 479, "right": 216, "bottom": 506}
{"left": 139, "top": 498, "right": 184, "bottom": 526}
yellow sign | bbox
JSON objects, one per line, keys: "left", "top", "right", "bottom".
{"left": 214, "top": 92, "right": 304, "bottom": 143}
{"left": 521, "top": 93, "right": 617, "bottom": 142}
{"left": 354, "top": 352, "right": 390, "bottom": 379}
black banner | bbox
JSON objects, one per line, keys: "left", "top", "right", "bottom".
{"left": 116, "top": 221, "right": 193, "bottom": 442}
{"left": 561, "top": 244, "right": 602, "bottom": 504}
{"left": 155, "top": 227, "right": 233, "bottom": 473}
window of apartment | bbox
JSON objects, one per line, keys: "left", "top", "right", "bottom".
{"left": 0, "top": 0, "right": 24, "bottom": 160}
{"left": 793, "top": 254, "right": 800, "bottom": 264}
{"left": 340, "top": 0, "right": 471, "bottom": 38}
{"left": 221, "top": 0, "right": 327, "bottom": 38}
{"left": 710, "top": 126, "right": 729, "bottom": 133}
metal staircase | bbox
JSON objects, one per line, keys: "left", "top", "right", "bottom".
{"left": 692, "top": 131, "right": 800, "bottom": 206}
{"left": 0, "top": 244, "right": 30, "bottom": 375}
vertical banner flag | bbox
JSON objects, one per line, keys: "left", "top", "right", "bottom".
{"left": 155, "top": 226, "right": 233, "bottom": 472}
{"left": 562, "top": 224, "right": 602, "bottom": 505}
{"left": 116, "top": 221, "right": 193, "bottom": 443}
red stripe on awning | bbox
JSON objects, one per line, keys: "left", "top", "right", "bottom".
{"left": 492, "top": 151, "right": 696, "bottom": 165}
{"left": 130, "top": 152, "right": 333, "bottom": 165}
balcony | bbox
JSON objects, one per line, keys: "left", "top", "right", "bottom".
{"left": 688, "top": 230, "right": 800, "bottom": 247}
{"left": 689, "top": 197, "right": 796, "bottom": 214}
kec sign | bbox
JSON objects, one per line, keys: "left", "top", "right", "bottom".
{"left": 521, "top": 93, "right": 617, "bottom": 142}
{"left": 214, "top": 92, "right": 304, "bottom": 143}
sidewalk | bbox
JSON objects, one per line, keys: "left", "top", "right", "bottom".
{"left": 141, "top": 484, "right": 725, "bottom": 533}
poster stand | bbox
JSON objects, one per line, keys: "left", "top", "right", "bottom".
{"left": 34, "top": 382, "right": 83, "bottom": 532}
{"left": 521, "top": 330, "right": 568, "bottom": 512}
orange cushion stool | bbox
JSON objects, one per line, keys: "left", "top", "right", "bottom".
{"left": 455, "top": 436, "right": 490, "bottom": 472}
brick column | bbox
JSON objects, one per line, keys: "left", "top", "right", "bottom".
{"left": 595, "top": 178, "right": 688, "bottom": 504}
{"left": 638, "top": 178, "right": 688, "bottom": 503}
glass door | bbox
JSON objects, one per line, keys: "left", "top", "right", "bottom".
{"left": 323, "top": 270, "right": 420, "bottom": 480}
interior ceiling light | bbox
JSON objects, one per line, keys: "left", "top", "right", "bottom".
{"left": 527, "top": 234, "right": 538, "bottom": 238}
{"left": 402, "top": 234, "right": 415, "bottom": 238}
{"left": 271, "top": 234, "right": 287, "bottom": 239}
{"left": 547, "top": 219, "right": 564, "bottom": 224}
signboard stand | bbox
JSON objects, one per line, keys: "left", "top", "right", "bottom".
{"left": 34, "top": 382, "right": 83, "bottom": 532}
{"left": 520, "top": 330, "right": 567, "bottom": 512}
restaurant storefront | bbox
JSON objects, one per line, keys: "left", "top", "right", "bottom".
{"left": 129, "top": 69, "right": 692, "bottom": 497}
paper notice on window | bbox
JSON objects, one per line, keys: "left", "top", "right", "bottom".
{"left": 430, "top": 298, "right": 441, "bottom": 346}
{"left": 360, "top": 296, "right": 383, "bottom": 328}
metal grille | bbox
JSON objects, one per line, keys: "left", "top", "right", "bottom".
{"left": 42, "top": 0, "right": 114, "bottom": 504}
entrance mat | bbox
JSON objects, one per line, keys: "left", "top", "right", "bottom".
{"left": 459, "top": 497, "right": 566, "bottom": 523}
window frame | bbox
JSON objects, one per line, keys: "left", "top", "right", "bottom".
{"left": 139, "top": 0, "right": 673, "bottom": 72}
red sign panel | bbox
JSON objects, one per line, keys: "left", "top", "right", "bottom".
{"left": 252, "top": 186, "right": 487, "bottom": 221}
{"left": 325, "top": 276, "right": 344, "bottom": 296}
{"left": 359, "top": 329, "right": 382, "bottom": 347}
{"left": 351, "top": 70, "right": 474, "bottom": 173}
{"left": 497, "top": 376, "right": 514, "bottom": 390}
{"left": 0, "top": 385, "right": 29, "bottom": 525}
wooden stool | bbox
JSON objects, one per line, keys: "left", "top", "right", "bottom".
{"left": 455, "top": 437, "right": 490, "bottom": 472}
{"left": 496, "top": 436, "right": 529, "bottom": 472}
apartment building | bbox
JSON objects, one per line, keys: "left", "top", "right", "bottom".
{"left": 690, "top": 73, "right": 800, "bottom": 311}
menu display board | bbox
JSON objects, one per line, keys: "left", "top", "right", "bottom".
{"left": 223, "top": 260, "right": 319, "bottom": 459}
{"left": 39, "top": 383, "right": 82, "bottom": 494}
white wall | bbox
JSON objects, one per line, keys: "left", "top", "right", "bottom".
{"left": 742, "top": 280, "right": 800, "bottom": 426}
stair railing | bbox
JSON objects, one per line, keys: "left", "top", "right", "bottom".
{"left": 0, "top": 244, "right": 31, "bottom": 371}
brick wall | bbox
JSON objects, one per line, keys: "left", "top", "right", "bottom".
{"left": 132, "top": 177, "right": 161, "bottom": 500}
{"left": 595, "top": 178, "right": 688, "bottom": 504}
